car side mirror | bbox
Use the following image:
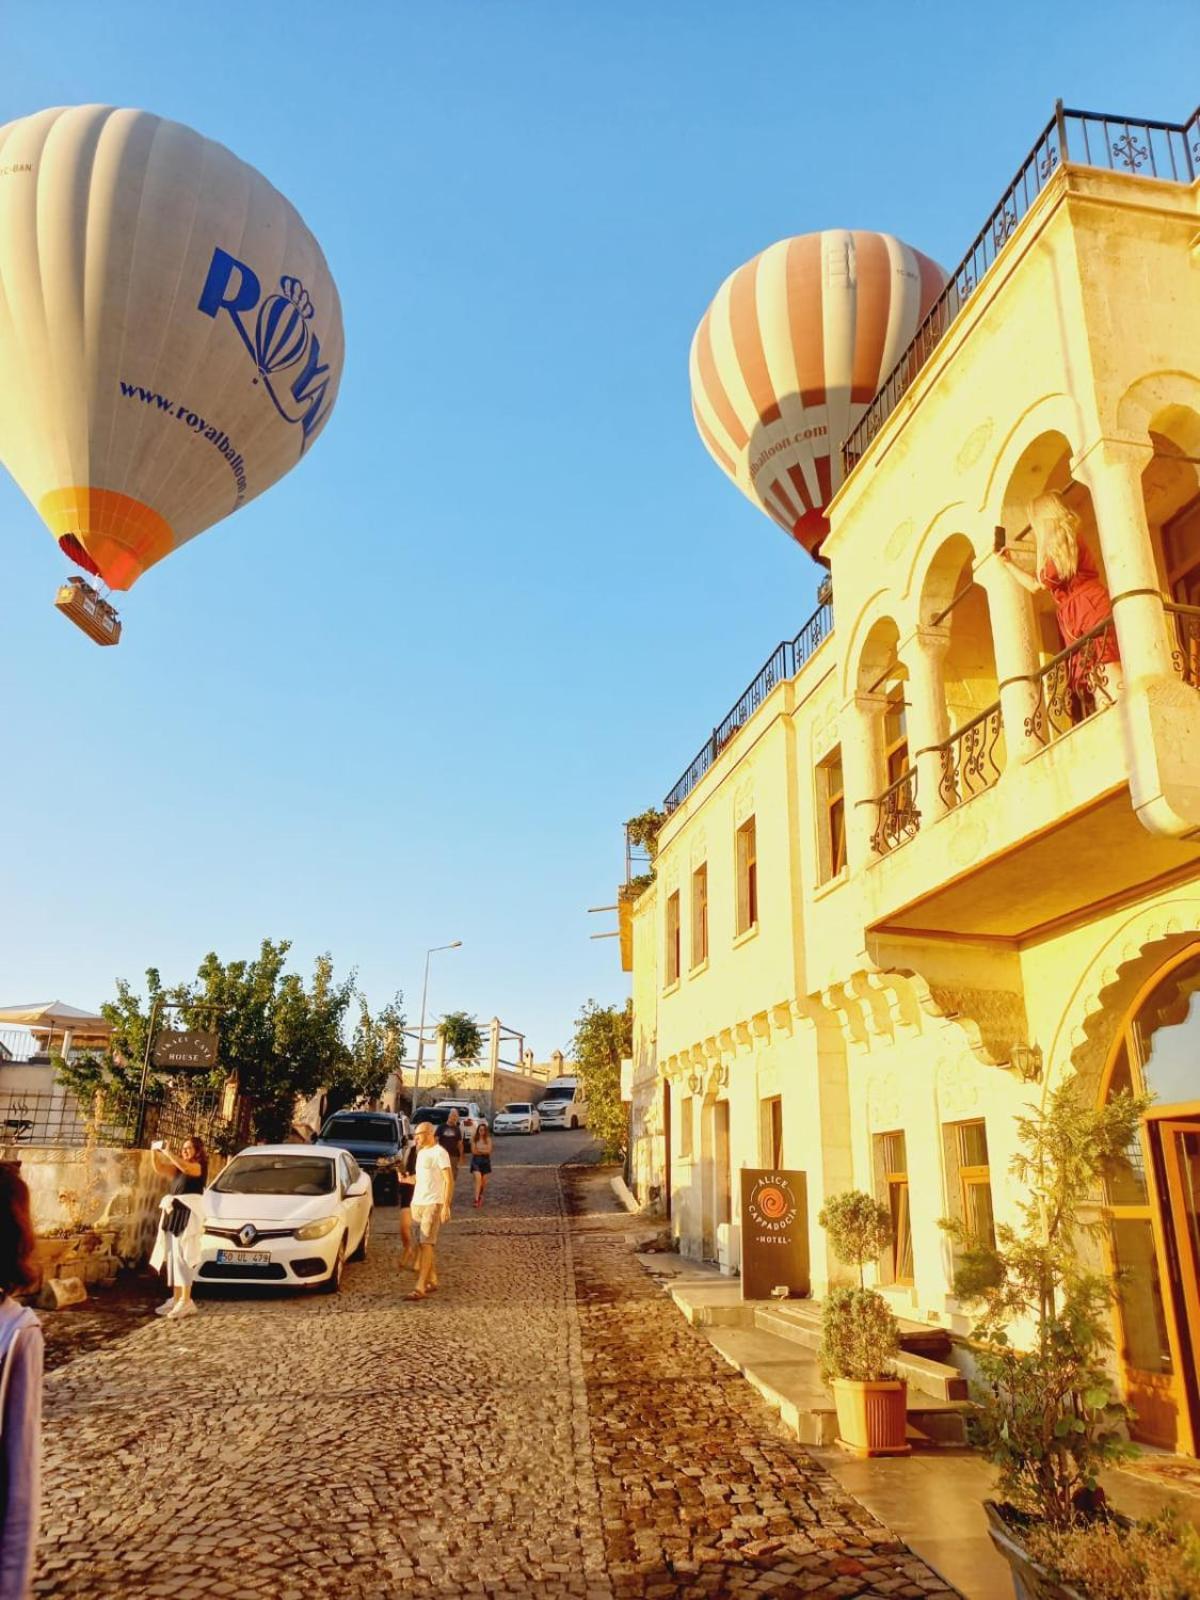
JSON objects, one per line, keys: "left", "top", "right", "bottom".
{"left": 349, "top": 1175, "right": 370, "bottom": 1197}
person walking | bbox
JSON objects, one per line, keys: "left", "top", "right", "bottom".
{"left": 438, "top": 1109, "right": 464, "bottom": 1181}
{"left": 470, "top": 1119, "right": 493, "bottom": 1209}
{"left": 397, "top": 1139, "right": 419, "bottom": 1272}
{"left": 149, "top": 1135, "right": 207, "bottom": 1320}
{"left": 0, "top": 1165, "right": 43, "bottom": 1600}
{"left": 407, "top": 1122, "right": 451, "bottom": 1302}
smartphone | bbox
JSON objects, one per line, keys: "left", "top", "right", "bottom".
{"left": 150, "top": 1139, "right": 166, "bottom": 1151}
{"left": 993, "top": 526, "right": 1007, "bottom": 553}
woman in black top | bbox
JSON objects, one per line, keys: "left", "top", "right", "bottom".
{"left": 397, "top": 1141, "right": 419, "bottom": 1273}
{"left": 151, "top": 1136, "right": 207, "bottom": 1319}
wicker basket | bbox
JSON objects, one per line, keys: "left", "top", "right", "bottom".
{"left": 55, "top": 579, "right": 121, "bottom": 646}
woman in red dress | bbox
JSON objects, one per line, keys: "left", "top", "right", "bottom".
{"left": 1000, "top": 491, "right": 1123, "bottom": 705}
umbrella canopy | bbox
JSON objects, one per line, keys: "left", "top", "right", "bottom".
{"left": 0, "top": 1000, "right": 112, "bottom": 1046}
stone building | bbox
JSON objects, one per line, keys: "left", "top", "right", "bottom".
{"left": 621, "top": 102, "right": 1200, "bottom": 1454}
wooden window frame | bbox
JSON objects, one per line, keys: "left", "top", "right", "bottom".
{"left": 883, "top": 685, "right": 910, "bottom": 787}
{"left": 761, "top": 1095, "right": 784, "bottom": 1169}
{"left": 876, "top": 1129, "right": 914, "bottom": 1286}
{"left": 818, "top": 747, "right": 847, "bottom": 882}
{"left": 946, "top": 1118, "right": 995, "bottom": 1251}
{"left": 690, "top": 862, "right": 708, "bottom": 968}
{"left": 664, "top": 890, "right": 680, "bottom": 988}
{"left": 735, "top": 817, "right": 758, "bottom": 936}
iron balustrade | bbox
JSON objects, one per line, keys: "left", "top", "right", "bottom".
{"left": 869, "top": 766, "right": 920, "bottom": 857}
{"left": 0, "top": 1084, "right": 233, "bottom": 1151}
{"left": 936, "top": 701, "right": 1006, "bottom": 809}
{"left": 842, "top": 101, "right": 1200, "bottom": 473}
{"left": 1166, "top": 602, "right": 1200, "bottom": 689}
{"left": 1022, "top": 619, "right": 1119, "bottom": 747}
{"left": 663, "top": 600, "right": 833, "bottom": 813}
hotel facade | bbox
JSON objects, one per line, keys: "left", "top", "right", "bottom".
{"left": 621, "top": 103, "right": 1200, "bottom": 1455}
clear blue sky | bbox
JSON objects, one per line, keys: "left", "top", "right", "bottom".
{"left": 0, "top": 3, "right": 1193, "bottom": 1054}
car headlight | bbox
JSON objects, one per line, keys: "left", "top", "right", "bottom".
{"left": 295, "top": 1215, "right": 339, "bottom": 1241}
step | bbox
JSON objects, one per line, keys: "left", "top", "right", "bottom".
{"left": 704, "top": 1324, "right": 969, "bottom": 1449}
{"left": 755, "top": 1305, "right": 969, "bottom": 1403}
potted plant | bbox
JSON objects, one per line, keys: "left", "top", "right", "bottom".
{"left": 817, "top": 1189, "right": 909, "bottom": 1456}
{"left": 944, "top": 1082, "right": 1200, "bottom": 1598}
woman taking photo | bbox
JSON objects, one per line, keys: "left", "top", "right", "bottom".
{"left": 150, "top": 1135, "right": 207, "bottom": 1320}
{"left": 0, "top": 1164, "right": 43, "bottom": 1600}
{"left": 470, "top": 1119, "right": 493, "bottom": 1209}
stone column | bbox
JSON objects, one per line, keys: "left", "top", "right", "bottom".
{"left": 900, "top": 626, "right": 951, "bottom": 824}
{"left": 977, "top": 554, "right": 1044, "bottom": 765}
{"left": 840, "top": 691, "right": 888, "bottom": 870}
{"left": 1072, "top": 437, "right": 1173, "bottom": 685}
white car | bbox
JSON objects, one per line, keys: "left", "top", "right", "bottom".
{"left": 196, "top": 1144, "right": 373, "bottom": 1294}
{"left": 432, "top": 1099, "right": 483, "bottom": 1147}
{"left": 494, "top": 1102, "right": 541, "bottom": 1135}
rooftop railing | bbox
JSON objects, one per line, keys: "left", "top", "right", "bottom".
{"left": 663, "top": 598, "right": 833, "bottom": 813}
{"left": 842, "top": 101, "right": 1200, "bottom": 473}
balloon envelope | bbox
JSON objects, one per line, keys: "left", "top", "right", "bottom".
{"left": 0, "top": 105, "right": 344, "bottom": 590}
{"left": 689, "top": 230, "right": 945, "bottom": 559}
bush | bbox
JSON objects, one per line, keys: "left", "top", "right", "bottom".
{"left": 818, "top": 1190, "right": 893, "bottom": 1287}
{"left": 1024, "top": 1511, "right": 1200, "bottom": 1600}
{"left": 819, "top": 1287, "right": 899, "bottom": 1383}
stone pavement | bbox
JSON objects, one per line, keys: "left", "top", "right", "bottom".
{"left": 35, "top": 1159, "right": 958, "bottom": 1599}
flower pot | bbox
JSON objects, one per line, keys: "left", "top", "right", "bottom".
{"left": 983, "top": 1502, "right": 1085, "bottom": 1600}
{"left": 831, "top": 1377, "right": 911, "bottom": 1457}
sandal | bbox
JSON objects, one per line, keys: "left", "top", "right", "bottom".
{"left": 405, "top": 1290, "right": 427, "bottom": 1301}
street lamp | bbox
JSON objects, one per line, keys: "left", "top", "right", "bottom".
{"left": 413, "top": 941, "right": 462, "bottom": 1101}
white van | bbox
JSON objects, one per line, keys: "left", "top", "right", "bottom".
{"left": 537, "top": 1076, "right": 587, "bottom": 1131}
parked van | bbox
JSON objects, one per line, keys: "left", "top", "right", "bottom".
{"left": 537, "top": 1076, "right": 587, "bottom": 1130}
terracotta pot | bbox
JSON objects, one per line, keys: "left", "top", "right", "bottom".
{"left": 831, "top": 1377, "right": 911, "bottom": 1457}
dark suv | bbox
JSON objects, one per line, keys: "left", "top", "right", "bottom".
{"left": 319, "top": 1111, "right": 408, "bottom": 1204}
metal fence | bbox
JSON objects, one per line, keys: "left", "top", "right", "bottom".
{"left": 0, "top": 1083, "right": 235, "bottom": 1151}
{"left": 663, "top": 599, "right": 834, "bottom": 812}
{"left": 842, "top": 101, "right": 1200, "bottom": 472}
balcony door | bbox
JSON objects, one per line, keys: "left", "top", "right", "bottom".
{"left": 1103, "top": 944, "right": 1200, "bottom": 1453}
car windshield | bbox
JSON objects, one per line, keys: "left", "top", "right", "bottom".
{"left": 212, "top": 1156, "right": 335, "bottom": 1196}
{"left": 543, "top": 1089, "right": 572, "bottom": 1100}
{"left": 504, "top": 1104, "right": 531, "bottom": 1113}
{"left": 323, "top": 1117, "right": 395, "bottom": 1144}
{"left": 414, "top": 1110, "right": 448, "bottom": 1125}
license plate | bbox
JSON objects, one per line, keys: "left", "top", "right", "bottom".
{"left": 216, "top": 1249, "right": 271, "bottom": 1266}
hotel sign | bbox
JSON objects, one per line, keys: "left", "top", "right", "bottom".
{"left": 740, "top": 1168, "right": 810, "bottom": 1301}
{"left": 151, "top": 1030, "right": 219, "bottom": 1071}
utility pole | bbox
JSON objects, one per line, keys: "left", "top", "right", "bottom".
{"left": 412, "top": 941, "right": 462, "bottom": 1104}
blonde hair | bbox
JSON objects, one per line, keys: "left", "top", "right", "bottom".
{"left": 1029, "top": 491, "right": 1080, "bottom": 580}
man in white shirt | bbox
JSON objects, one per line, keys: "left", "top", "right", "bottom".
{"left": 408, "top": 1120, "right": 452, "bottom": 1300}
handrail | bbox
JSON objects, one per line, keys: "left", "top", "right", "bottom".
{"left": 869, "top": 765, "right": 920, "bottom": 857}
{"left": 662, "top": 599, "right": 834, "bottom": 812}
{"left": 1021, "top": 618, "right": 1119, "bottom": 746}
{"left": 1165, "top": 600, "right": 1200, "bottom": 689}
{"left": 934, "top": 699, "right": 1006, "bottom": 808}
{"left": 842, "top": 101, "right": 1200, "bottom": 474}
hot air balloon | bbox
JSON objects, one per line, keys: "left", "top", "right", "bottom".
{"left": 0, "top": 104, "right": 344, "bottom": 643}
{"left": 689, "top": 230, "right": 946, "bottom": 560}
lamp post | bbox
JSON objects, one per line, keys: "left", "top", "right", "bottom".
{"left": 412, "top": 941, "right": 462, "bottom": 1103}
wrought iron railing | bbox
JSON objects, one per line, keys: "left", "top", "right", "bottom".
{"left": 936, "top": 701, "right": 1006, "bottom": 809}
{"left": 842, "top": 101, "right": 1200, "bottom": 472}
{"left": 663, "top": 599, "right": 833, "bottom": 812}
{"left": 0, "top": 1084, "right": 234, "bottom": 1151}
{"left": 1023, "top": 619, "right": 1119, "bottom": 746}
{"left": 869, "top": 766, "right": 920, "bottom": 857}
{"left": 1166, "top": 601, "right": 1200, "bottom": 689}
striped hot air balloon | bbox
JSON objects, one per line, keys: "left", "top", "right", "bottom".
{"left": 0, "top": 104, "right": 343, "bottom": 617}
{"left": 690, "top": 230, "right": 946, "bottom": 560}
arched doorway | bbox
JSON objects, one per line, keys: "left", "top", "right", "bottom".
{"left": 1102, "top": 942, "right": 1200, "bottom": 1453}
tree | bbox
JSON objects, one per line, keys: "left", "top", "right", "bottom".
{"left": 570, "top": 998, "right": 632, "bottom": 1160}
{"left": 325, "top": 992, "right": 406, "bottom": 1114}
{"left": 437, "top": 1010, "right": 482, "bottom": 1068}
{"left": 817, "top": 1191, "right": 893, "bottom": 1289}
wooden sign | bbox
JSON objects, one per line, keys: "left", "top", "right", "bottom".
{"left": 740, "top": 1168, "right": 810, "bottom": 1301}
{"left": 152, "top": 1030, "right": 218, "bottom": 1070}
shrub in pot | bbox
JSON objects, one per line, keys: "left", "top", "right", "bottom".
{"left": 942, "top": 1082, "right": 1200, "bottom": 1598}
{"left": 817, "top": 1189, "right": 908, "bottom": 1456}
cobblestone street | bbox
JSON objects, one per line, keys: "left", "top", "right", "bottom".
{"left": 35, "top": 1150, "right": 957, "bottom": 1599}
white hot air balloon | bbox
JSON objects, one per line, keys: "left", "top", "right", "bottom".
{"left": 0, "top": 104, "right": 344, "bottom": 643}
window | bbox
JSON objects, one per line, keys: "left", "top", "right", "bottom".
{"left": 679, "top": 1094, "right": 693, "bottom": 1160}
{"left": 761, "top": 1096, "right": 784, "bottom": 1169}
{"left": 735, "top": 817, "right": 758, "bottom": 935}
{"left": 691, "top": 863, "right": 708, "bottom": 967}
{"left": 876, "top": 1130, "right": 914, "bottom": 1284}
{"left": 818, "top": 748, "right": 847, "bottom": 881}
{"left": 883, "top": 686, "right": 909, "bottom": 786}
{"left": 665, "top": 891, "right": 680, "bottom": 986}
{"left": 943, "top": 1119, "right": 996, "bottom": 1251}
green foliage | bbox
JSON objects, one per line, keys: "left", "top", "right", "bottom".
{"left": 570, "top": 998, "right": 632, "bottom": 1161}
{"left": 818, "top": 1191, "right": 893, "bottom": 1288}
{"left": 625, "top": 809, "right": 665, "bottom": 859}
{"left": 1024, "top": 1508, "right": 1200, "bottom": 1599}
{"left": 437, "top": 1011, "right": 483, "bottom": 1067}
{"left": 819, "top": 1287, "right": 899, "bottom": 1383}
{"left": 621, "top": 872, "right": 655, "bottom": 901}
{"left": 944, "top": 1082, "right": 1149, "bottom": 1526}
{"left": 325, "top": 992, "right": 406, "bottom": 1115}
